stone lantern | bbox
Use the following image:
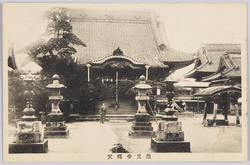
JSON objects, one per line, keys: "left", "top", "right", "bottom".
{"left": 162, "top": 74, "right": 178, "bottom": 121}
{"left": 44, "top": 74, "right": 69, "bottom": 138}
{"left": 151, "top": 73, "right": 191, "bottom": 152}
{"left": 9, "top": 74, "right": 48, "bottom": 153}
{"left": 128, "top": 75, "right": 154, "bottom": 138}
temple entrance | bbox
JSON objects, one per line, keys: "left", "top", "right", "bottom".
{"left": 92, "top": 65, "right": 144, "bottom": 115}
{"left": 81, "top": 47, "right": 170, "bottom": 116}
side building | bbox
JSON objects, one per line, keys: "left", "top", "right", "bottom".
{"left": 185, "top": 43, "right": 242, "bottom": 116}
{"left": 202, "top": 53, "right": 241, "bottom": 87}
{"left": 184, "top": 44, "right": 241, "bottom": 81}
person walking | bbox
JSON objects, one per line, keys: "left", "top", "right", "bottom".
{"left": 99, "top": 102, "right": 107, "bottom": 124}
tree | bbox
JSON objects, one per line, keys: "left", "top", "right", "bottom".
{"left": 28, "top": 7, "right": 87, "bottom": 88}
{"left": 29, "top": 7, "right": 85, "bottom": 62}
{"left": 25, "top": 8, "right": 89, "bottom": 113}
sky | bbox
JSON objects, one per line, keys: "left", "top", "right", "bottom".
{"left": 3, "top": 3, "right": 247, "bottom": 76}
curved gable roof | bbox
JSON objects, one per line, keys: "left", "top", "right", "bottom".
{"left": 184, "top": 43, "right": 241, "bottom": 78}
{"left": 90, "top": 55, "right": 145, "bottom": 66}
{"left": 194, "top": 86, "right": 241, "bottom": 97}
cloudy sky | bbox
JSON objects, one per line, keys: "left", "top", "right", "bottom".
{"left": 4, "top": 3, "right": 246, "bottom": 53}
{"left": 3, "top": 3, "right": 246, "bottom": 53}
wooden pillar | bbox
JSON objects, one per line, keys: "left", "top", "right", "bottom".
{"left": 203, "top": 101, "right": 208, "bottom": 124}
{"left": 234, "top": 103, "right": 240, "bottom": 125}
{"left": 115, "top": 70, "right": 119, "bottom": 104}
{"left": 224, "top": 93, "right": 230, "bottom": 121}
{"left": 145, "top": 65, "right": 150, "bottom": 80}
{"left": 197, "top": 97, "right": 200, "bottom": 113}
{"left": 212, "top": 103, "right": 218, "bottom": 124}
{"left": 86, "top": 64, "right": 91, "bottom": 82}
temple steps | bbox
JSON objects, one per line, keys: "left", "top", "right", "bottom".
{"left": 76, "top": 115, "right": 134, "bottom": 122}
{"left": 74, "top": 114, "right": 162, "bottom": 122}
{"left": 104, "top": 109, "right": 136, "bottom": 115}
{"left": 71, "top": 111, "right": 195, "bottom": 122}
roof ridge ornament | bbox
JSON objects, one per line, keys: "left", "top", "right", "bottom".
{"left": 159, "top": 43, "right": 166, "bottom": 51}
{"left": 80, "top": 13, "right": 88, "bottom": 19}
{"left": 113, "top": 47, "right": 123, "bottom": 56}
{"left": 105, "top": 14, "right": 114, "bottom": 20}
{"left": 134, "top": 15, "right": 141, "bottom": 20}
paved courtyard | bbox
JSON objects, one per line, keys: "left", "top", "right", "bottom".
{"left": 7, "top": 114, "right": 242, "bottom": 153}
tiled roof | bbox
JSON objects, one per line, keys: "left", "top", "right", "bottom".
{"left": 222, "top": 54, "right": 241, "bottom": 78}
{"left": 185, "top": 44, "right": 241, "bottom": 78}
{"left": 194, "top": 86, "right": 241, "bottom": 97}
{"left": 203, "top": 44, "right": 241, "bottom": 52}
{"left": 201, "top": 72, "right": 221, "bottom": 82}
{"left": 159, "top": 47, "right": 194, "bottom": 63}
{"left": 201, "top": 53, "right": 241, "bottom": 81}
{"left": 68, "top": 9, "right": 193, "bottom": 67}
{"left": 196, "top": 51, "right": 223, "bottom": 72}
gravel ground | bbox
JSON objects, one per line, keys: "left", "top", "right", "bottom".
{"left": 110, "top": 114, "right": 242, "bottom": 153}
{"left": 7, "top": 114, "right": 242, "bottom": 153}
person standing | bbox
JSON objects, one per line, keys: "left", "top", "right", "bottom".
{"left": 180, "top": 99, "right": 187, "bottom": 112}
{"left": 99, "top": 102, "right": 107, "bottom": 124}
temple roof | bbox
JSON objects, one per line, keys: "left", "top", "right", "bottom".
{"left": 203, "top": 44, "right": 241, "bottom": 52}
{"left": 201, "top": 53, "right": 241, "bottom": 82}
{"left": 68, "top": 9, "right": 193, "bottom": 68}
{"left": 194, "top": 86, "right": 241, "bottom": 98}
{"left": 223, "top": 54, "right": 241, "bottom": 78}
{"left": 185, "top": 43, "right": 241, "bottom": 78}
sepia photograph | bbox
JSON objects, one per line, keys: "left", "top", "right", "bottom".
{"left": 2, "top": 2, "right": 248, "bottom": 162}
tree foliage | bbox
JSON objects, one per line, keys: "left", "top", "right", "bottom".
{"left": 8, "top": 70, "right": 50, "bottom": 117}
{"left": 29, "top": 7, "right": 85, "bottom": 63}
{"left": 27, "top": 7, "right": 87, "bottom": 96}
{"left": 22, "top": 7, "right": 89, "bottom": 113}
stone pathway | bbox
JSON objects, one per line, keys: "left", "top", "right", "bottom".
{"left": 109, "top": 120, "right": 155, "bottom": 153}
{"left": 47, "top": 122, "right": 118, "bottom": 153}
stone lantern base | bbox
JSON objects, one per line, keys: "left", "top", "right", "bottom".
{"left": 151, "top": 139, "right": 190, "bottom": 152}
{"left": 162, "top": 116, "right": 178, "bottom": 121}
{"left": 9, "top": 120, "right": 48, "bottom": 153}
{"left": 44, "top": 113, "right": 69, "bottom": 138}
{"left": 9, "top": 140, "right": 48, "bottom": 153}
{"left": 128, "top": 113, "right": 155, "bottom": 138}
{"left": 162, "top": 109, "right": 178, "bottom": 121}
{"left": 151, "top": 120, "right": 190, "bottom": 152}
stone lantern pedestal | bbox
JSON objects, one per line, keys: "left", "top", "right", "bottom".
{"left": 129, "top": 75, "right": 154, "bottom": 138}
{"left": 151, "top": 118, "right": 190, "bottom": 152}
{"left": 151, "top": 74, "right": 190, "bottom": 152}
{"left": 44, "top": 74, "right": 69, "bottom": 138}
{"left": 9, "top": 74, "right": 48, "bottom": 153}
